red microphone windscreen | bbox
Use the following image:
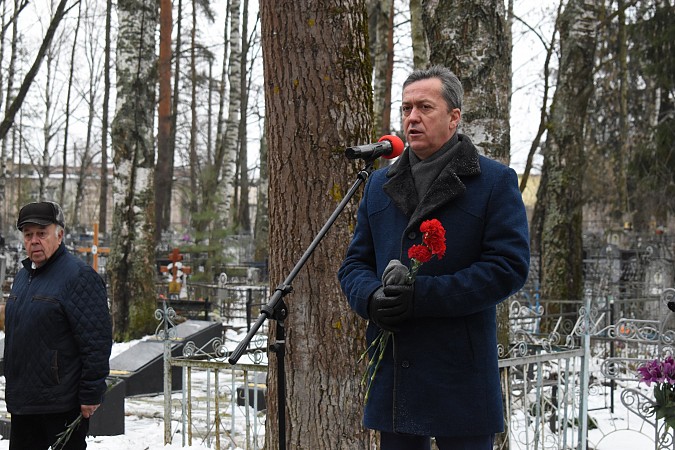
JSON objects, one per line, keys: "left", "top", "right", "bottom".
{"left": 378, "top": 135, "right": 404, "bottom": 159}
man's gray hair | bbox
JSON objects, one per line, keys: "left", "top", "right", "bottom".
{"left": 403, "top": 65, "right": 464, "bottom": 111}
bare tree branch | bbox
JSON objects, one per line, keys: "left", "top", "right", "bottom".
{"left": 0, "top": 0, "right": 78, "bottom": 141}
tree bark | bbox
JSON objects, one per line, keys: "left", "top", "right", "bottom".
{"left": 219, "top": 0, "right": 242, "bottom": 230}
{"left": 423, "top": 0, "right": 512, "bottom": 163}
{"left": 235, "top": 0, "right": 251, "bottom": 233}
{"left": 371, "top": 0, "right": 393, "bottom": 137}
{"left": 109, "top": 0, "right": 158, "bottom": 340}
{"left": 261, "top": 0, "right": 373, "bottom": 448}
{"left": 538, "top": 0, "right": 598, "bottom": 303}
{"left": 409, "top": 0, "right": 428, "bottom": 68}
{"left": 99, "top": 0, "right": 113, "bottom": 234}
{"left": 154, "top": 0, "right": 174, "bottom": 241}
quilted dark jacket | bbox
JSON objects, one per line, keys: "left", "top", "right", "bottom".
{"left": 4, "top": 242, "right": 112, "bottom": 415}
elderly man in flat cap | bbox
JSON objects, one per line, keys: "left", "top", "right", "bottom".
{"left": 4, "top": 201, "right": 112, "bottom": 450}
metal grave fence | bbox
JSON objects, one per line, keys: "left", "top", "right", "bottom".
{"left": 157, "top": 236, "right": 674, "bottom": 449}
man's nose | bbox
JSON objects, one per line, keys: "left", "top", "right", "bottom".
{"left": 407, "top": 107, "right": 422, "bottom": 122}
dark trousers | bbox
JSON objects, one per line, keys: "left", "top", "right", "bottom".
{"left": 380, "top": 431, "right": 494, "bottom": 450}
{"left": 9, "top": 408, "right": 88, "bottom": 450}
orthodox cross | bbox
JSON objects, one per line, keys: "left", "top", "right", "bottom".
{"left": 76, "top": 223, "right": 110, "bottom": 273}
{"left": 160, "top": 248, "right": 192, "bottom": 296}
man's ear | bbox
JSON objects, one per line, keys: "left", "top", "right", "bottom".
{"left": 449, "top": 108, "right": 461, "bottom": 132}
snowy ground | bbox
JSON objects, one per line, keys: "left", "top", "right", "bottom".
{"left": 0, "top": 329, "right": 263, "bottom": 450}
{"left": 0, "top": 332, "right": 660, "bottom": 450}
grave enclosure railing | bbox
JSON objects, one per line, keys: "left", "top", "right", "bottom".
{"left": 159, "top": 238, "right": 674, "bottom": 449}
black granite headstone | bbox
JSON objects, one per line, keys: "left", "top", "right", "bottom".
{"left": 109, "top": 320, "right": 223, "bottom": 396}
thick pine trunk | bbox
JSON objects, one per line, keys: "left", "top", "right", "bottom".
{"left": 261, "top": 1, "right": 373, "bottom": 448}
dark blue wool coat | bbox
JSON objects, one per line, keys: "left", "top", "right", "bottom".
{"left": 4, "top": 242, "right": 112, "bottom": 415}
{"left": 338, "top": 135, "right": 530, "bottom": 437}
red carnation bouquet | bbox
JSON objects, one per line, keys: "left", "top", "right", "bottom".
{"left": 360, "top": 219, "right": 446, "bottom": 404}
{"left": 407, "top": 219, "right": 446, "bottom": 280}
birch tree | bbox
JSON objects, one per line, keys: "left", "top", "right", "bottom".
{"left": 261, "top": 0, "right": 373, "bottom": 447}
{"left": 409, "top": 0, "right": 428, "bottom": 68}
{"left": 422, "top": 0, "right": 512, "bottom": 163}
{"left": 218, "top": 0, "right": 241, "bottom": 229}
{"left": 59, "top": 0, "right": 82, "bottom": 208}
{"left": 370, "top": 0, "right": 394, "bottom": 137}
{"left": 108, "top": 0, "right": 158, "bottom": 340}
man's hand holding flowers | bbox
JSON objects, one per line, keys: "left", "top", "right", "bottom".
{"left": 368, "top": 260, "right": 413, "bottom": 332}
{"left": 360, "top": 219, "right": 446, "bottom": 404}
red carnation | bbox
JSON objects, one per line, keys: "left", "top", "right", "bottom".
{"left": 420, "top": 219, "right": 446, "bottom": 259}
{"left": 408, "top": 244, "right": 432, "bottom": 264}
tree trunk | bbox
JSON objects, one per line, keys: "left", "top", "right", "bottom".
{"left": 219, "top": 0, "right": 242, "bottom": 230}
{"left": 423, "top": 0, "right": 512, "bottom": 163}
{"left": 0, "top": 0, "right": 23, "bottom": 232}
{"left": 371, "top": 0, "right": 394, "bottom": 137}
{"left": 40, "top": 37, "right": 56, "bottom": 200}
{"left": 261, "top": 0, "right": 372, "bottom": 448}
{"left": 253, "top": 129, "right": 269, "bottom": 262}
{"left": 109, "top": 0, "right": 158, "bottom": 340}
{"left": 77, "top": 5, "right": 100, "bottom": 230}
{"left": 169, "top": 0, "right": 184, "bottom": 234}
{"left": 155, "top": 0, "right": 174, "bottom": 241}
{"left": 409, "top": 0, "right": 428, "bottom": 68}
{"left": 60, "top": 0, "right": 82, "bottom": 209}
{"left": 99, "top": 0, "right": 113, "bottom": 234}
{"left": 539, "top": 0, "right": 598, "bottom": 304}
{"left": 236, "top": 0, "right": 251, "bottom": 233}
{"left": 188, "top": 0, "right": 199, "bottom": 229}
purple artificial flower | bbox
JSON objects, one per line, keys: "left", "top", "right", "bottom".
{"left": 638, "top": 358, "right": 665, "bottom": 386}
{"left": 663, "top": 356, "right": 675, "bottom": 384}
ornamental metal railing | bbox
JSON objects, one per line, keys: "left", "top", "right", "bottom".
{"left": 157, "top": 235, "right": 674, "bottom": 449}
{"left": 156, "top": 299, "right": 268, "bottom": 450}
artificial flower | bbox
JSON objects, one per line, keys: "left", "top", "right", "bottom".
{"left": 638, "top": 356, "right": 675, "bottom": 432}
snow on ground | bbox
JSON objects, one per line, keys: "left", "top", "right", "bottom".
{"left": 0, "top": 331, "right": 660, "bottom": 449}
{"left": 0, "top": 332, "right": 257, "bottom": 450}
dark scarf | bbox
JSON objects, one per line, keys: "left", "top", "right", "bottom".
{"left": 383, "top": 134, "right": 481, "bottom": 233}
{"left": 409, "top": 133, "right": 459, "bottom": 202}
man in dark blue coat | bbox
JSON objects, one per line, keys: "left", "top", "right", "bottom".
{"left": 4, "top": 201, "right": 112, "bottom": 450}
{"left": 338, "top": 66, "right": 530, "bottom": 450}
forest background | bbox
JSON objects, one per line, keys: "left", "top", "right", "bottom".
{"left": 0, "top": 0, "right": 673, "bottom": 448}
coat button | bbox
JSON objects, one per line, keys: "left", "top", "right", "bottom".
{"left": 407, "top": 232, "right": 417, "bottom": 240}
{"left": 401, "top": 360, "right": 410, "bottom": 368}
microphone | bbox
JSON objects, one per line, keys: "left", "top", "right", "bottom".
{"left": 345, "top": 135, "right": 404, "bottom": 160}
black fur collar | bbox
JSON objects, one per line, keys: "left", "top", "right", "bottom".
{"left": 383, "top": 134, "right": 481, "bottom": 232}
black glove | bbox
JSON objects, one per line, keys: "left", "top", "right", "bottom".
{"left": 368, "top": 283, "right": 414, "bottom": 332}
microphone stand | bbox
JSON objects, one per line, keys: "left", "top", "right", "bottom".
{"left": 228, "top": 159, "right": 377, "bottom": 450}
